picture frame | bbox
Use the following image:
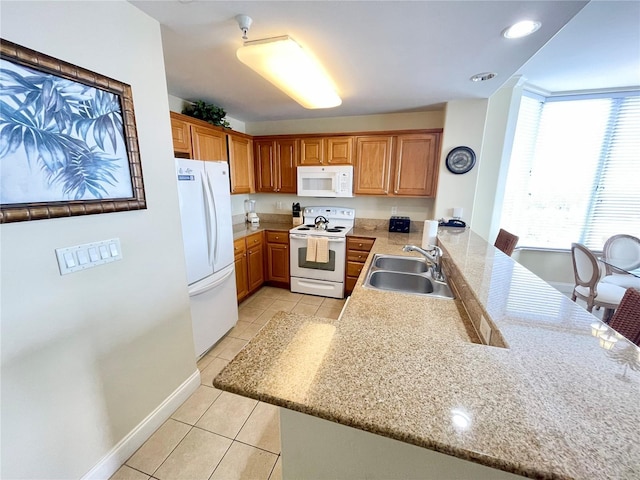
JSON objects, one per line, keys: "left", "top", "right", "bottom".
{"left": 0, "top": 39, "right": 146, "bottom": 223}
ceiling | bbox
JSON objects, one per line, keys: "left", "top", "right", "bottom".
{"left": 131, "top": 1, "right": 640, "bottom": 123}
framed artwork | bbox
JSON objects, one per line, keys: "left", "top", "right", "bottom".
{"left": 0, "top": 39, "right": 146, "bottom": 223}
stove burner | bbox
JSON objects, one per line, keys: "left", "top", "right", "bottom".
{"left": 296, "top": 227, "right": 311, "bottom": 230}
{"left": 333, "top": 226, "right": 346, "bottom": 229}
{"left": 304, "top": 224, "right": 315, "bottom": 227}
{"left": 326, "top": 228, "right": 341, "bottom": 233}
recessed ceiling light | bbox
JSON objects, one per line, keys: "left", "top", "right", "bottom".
{"left": 502, "top": 20, "right": 541, "bottom": 39}
{"left": 470, "top": 72, "right": 496, "bottom": 82}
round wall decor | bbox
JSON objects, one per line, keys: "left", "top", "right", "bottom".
{"left": 446, "top": 146, "right": 476, "bottom": 174}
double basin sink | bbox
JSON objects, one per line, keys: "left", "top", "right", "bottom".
{"left": 363, "top": 254, "right": 455, "bottom": 299}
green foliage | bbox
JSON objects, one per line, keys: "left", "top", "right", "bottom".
{"left": 182, "top": 100, "right": 230, "bottom": 128}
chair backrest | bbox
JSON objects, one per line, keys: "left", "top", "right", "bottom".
{"left": 571, "top": 243, "right": 600, "bottom": 291}
{"left": 608, "top": 288, "right": 640, "bottom": 346}
{"left": 495, "top": 229, "right": 519, "bottom": 256}
{"left": 602, "top": 234, "right": 640, "bottom": 273}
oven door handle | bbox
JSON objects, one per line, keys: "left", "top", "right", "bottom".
{"left": 290, "top": 234, "right": 345, "bottom": 243}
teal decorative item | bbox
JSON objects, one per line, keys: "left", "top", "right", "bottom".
{"left": 182, "top": 101, "right": 230, "bottom": 128}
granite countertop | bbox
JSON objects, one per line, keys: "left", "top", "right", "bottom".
{"left": 215, "top": 228, "right": 640, "bottom": 479}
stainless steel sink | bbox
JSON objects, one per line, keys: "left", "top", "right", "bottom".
{"left": 373, "top": 256, "right": 429, "bottom": 273}
{"left": 363, "top": 254, "right": 455, "bottom": 299}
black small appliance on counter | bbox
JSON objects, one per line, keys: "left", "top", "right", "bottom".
{"left": 389, "top": 216, "right": 411, "bottom": 233}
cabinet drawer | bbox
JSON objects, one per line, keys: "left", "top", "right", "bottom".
{"left": 234, "top": 238, "right": 246, "bottom": 255}
{"left": 246, "top": 231, "right": 263, "bottom": 247}
{"left": 266, "top": 231, "right": 288, "bottom": 244}
{"left": 347, "top": 251, "right": 369, "bottom": 263}
{"left": 345, "top": 276, "right": 358, "bottom": 292}
{"left": 347, "top": 261, "right": 365, "bottom": 278}
{"left": 347, "top": 237, "right": 375, "bottom": 252}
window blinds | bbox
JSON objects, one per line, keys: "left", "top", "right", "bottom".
{"left": 501, "top": 92, "right": 640, "bottom": 250}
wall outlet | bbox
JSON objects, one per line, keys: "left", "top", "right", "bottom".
{"left": 276, "top": 201, "right": 283, "bottom": 210}
{"left": 479, "top": 315, "right": 492, "bottom": 345}
{"left": 391, "top": 206, "right": 398, "bottom": 215}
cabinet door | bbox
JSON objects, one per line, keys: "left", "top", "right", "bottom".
{"left": 247, "top": 244, "right": 264, "bottom": 292}
{"left": 228, "top": 134, "right": 254, "bottom": 194}
{"left": 299, "top": 138, "right": 323, "bottom": 165}
{"left": 170, "top": 114, "right": 191, "bottom": 155}
{"left": 325, "top": 136, "right": 353, "bottom": 165}
{"left": 354, "top": 136, "right": 393, "bottom": 195}
{"left": 393, "top": 133, "right": 440, "bottom": 197}
{"left": 267, "top": 243, "right": 290, "bottom": 283}
{"left": 254, "top": 140, "right": 277, "bottom": 192}
{"left": 276, "top": 139, "right": 298, "bottom": 193}
{"left": 234, "top": 239, "right": 249, "bottom": 302}
{"left": 192, "top": 125, "right": 228, "bottom": 161}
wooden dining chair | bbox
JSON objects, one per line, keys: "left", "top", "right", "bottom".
{"left": 601, "top": 234, "right": 640, "bottom": 290}
{"left": 571, "top": 243, "right": 626, "bottom": 319}
{"left": 494, "top": 229, "right": 519, "bottom": 256}
{"left": 608, "top": 288, "right": 640, "bottom": 346}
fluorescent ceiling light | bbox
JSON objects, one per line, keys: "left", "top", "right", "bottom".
{"left": 237, "top": 36, "right": 342, "bottom": 109}
{"left": 503, "top": 20, "right": 541, "bottom": 39}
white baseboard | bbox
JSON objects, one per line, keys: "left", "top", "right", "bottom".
{"left": 81, "top": 369, "right": 201, "bottom": 480}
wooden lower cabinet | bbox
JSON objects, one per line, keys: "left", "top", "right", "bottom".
{"left": 345, "top": 236, "right": 375, "bottom": 295}
{"left": 234, "top": 232, "right": 264, "bottom": 303}
{"left": 266, "top": 231, "right": 290, "bottom": 285}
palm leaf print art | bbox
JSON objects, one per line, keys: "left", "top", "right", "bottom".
{"left": 0, "top": 60, "right": 129, "bottom": 201}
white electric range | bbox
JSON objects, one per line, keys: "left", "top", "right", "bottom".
{"left": 289, "top": 207, "right": 355, "bottom": 298}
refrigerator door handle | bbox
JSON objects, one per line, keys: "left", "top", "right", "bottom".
{"left": 189, "top": 264, "right": 235, "bottom": 296}
{"left": 201, "top": 171, "right": 216, "bottom": 266}
{"left": 208, "top": 172, "right": 220, "bottom": 266}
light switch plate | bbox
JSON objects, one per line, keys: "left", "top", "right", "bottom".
{"left": 479, "top": 315, "right": 492, "bottom": 345}
{"left": 56, "top": 238, "right": 122, "bottom": 275}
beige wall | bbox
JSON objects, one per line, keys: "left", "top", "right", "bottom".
{"left": 1, "top": 2, "right": 196, "bottom": 478}
{"left": 246, "top": 111, "right": 444, "bottom": 135}
{"left": 434, "top": 100, "right": 489, "bottom": 223}
{"left": 168, "top": 94, "right": 247, "bottom": 133}
{"left": 472, "top": 78, "right": 525, "bottom": 242}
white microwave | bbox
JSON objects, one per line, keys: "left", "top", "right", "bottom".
{"left": 297, "top": 165, "right": 354, "bottom": 197}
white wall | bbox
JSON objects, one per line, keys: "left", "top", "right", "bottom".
{"left": 434, "top": 100, "right": 489, "bottom": 223}
{"left": 472, "top": 78, "right": 525, "bottom": 241}
{"left": 1, "top": 2, "right": 197, "bottom": 478}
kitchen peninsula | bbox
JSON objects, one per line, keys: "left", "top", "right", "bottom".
{"left": 214, "top": 228, "right": 640, "bottom": 479}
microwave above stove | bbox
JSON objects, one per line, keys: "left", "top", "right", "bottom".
{"left": 297, "top": 165, "right": 353, "bottom": 198}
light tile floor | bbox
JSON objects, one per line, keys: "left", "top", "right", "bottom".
{"left": 110, "top": 286, "right": 345, "bottom": 480}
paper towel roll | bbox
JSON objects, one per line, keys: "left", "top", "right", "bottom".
{"left": 422, "top": 220, "right": 438, "bottom": 249}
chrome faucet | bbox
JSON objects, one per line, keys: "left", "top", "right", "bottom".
{"left": 402, "top": 244, "right": 444, "bottom": 281}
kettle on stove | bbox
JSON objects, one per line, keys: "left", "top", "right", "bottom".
{"left": 314, "top": 216, "right": 329, "bottom": 230}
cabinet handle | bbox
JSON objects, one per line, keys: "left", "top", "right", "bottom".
{"left": 394, "top": 190, "right": 398, "bottom": 194}
{"left": 358, "top": 243, "right": 363, "bottom": 247}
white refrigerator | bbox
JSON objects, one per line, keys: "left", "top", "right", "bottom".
{"left": 175, "top": 158, "right": 238, "bottom": 358}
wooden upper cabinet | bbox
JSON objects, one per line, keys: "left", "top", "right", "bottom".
{"left": 354, "top": 136, "right": 394, "bottom": 195}
{"left": 191, "top": 125, "right": 227, "bottom": 161}
{"left": 254, "top": 138, "right": 298, "bottom": 193}
{"left": 299, "top": 138, "right": 323, "bottom": 166}
{"left": 276, "top": 138, "right": 298, "bottom": 193}
{"left": 325, "top": 136, "right": 353, "bottom": 165}
{"left": 169, "top": 112, "right": 228, "bottom": 162}
{"left": 228, "top": 134, "right": 254, "bottom": 194}
{"left": 254, "top": 140, "right": 277, "bottom": 192}
{"left": 393, "top": 133, "right": 440, "bottom": 197}
{"left": 299, "top": 136, "right": 353, "bottom": 165}
{"left": 170, "top": 113, "right": 191, "bottom": 155}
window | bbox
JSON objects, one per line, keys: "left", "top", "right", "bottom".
{"left": 501, "top": 92, "right": 640, "bottom": 250}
